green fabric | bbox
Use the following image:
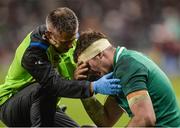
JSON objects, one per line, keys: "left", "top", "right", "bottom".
{"left": 0, "top": 33, "right": 33, "bottom": 106}
{"left": 113, "top": 48, "right": 180, "bottom": 127}
{"left": 46, "top": 39, "right": 77, "bottom": 80}
{"left": 0, "top": 33, "right": 77, "bottom": 106}
{"left": 57, "top": 40, "right": 77, "bottom": 80}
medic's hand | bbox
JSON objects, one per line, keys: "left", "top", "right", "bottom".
{"left": 74, "top": 61, "right": 89, "bottom": 80}
{"left": 91, "top": 72, "right": 122, "bottom": 95}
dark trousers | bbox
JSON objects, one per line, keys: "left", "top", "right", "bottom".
{"left": 0, "top": 83, "right": 79, "bottom": 127}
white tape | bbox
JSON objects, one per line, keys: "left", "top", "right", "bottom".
{"left": 78, "top": 38, "right": 111, "bottom": 62}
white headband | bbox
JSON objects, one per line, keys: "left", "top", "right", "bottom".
{"left": 78, "top": 38, "right": 111, "bottom": 62}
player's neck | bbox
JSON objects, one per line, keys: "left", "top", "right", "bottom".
{"left": 106, "top": 47, "right": 116, "bottom": 67}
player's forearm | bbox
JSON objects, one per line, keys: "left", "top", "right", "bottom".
{"left": 127, "top": 116, "right": 155, "bottom": 127}
{"left": 81, "top": 96, "right": 112, "bottom": 126}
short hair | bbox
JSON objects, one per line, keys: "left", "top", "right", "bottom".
{"left": 74, "top": 30, "right": 107, "bottom": 63}
{"left": 46, "top": 7, "right": 78, "bottom": 35}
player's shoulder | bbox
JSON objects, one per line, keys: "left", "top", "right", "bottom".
{"left": 115, "top": 51, "right": 148, "bottom": 76}
{"left": 117, "top": 53, "right": 144, "bottom": 68}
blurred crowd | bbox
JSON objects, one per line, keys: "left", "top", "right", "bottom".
{"left": 0, "top": 0, "right": 180, "bottom": 78}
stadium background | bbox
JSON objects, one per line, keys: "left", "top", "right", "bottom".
{"left": 0, "top": 0, "right": 180, "bottom": 127}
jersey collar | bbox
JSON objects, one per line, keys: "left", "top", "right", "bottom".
{"left": 113, "top": 46, "right": 125, "bottom": 66}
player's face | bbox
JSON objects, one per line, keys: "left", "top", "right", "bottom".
{"left": 87, "top": 55, "right": 112, "bottom": 76}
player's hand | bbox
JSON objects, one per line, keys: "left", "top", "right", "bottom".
{"left": 91, "top": 72, "right": 122, "bottom": 95}
{"left": 74, "top": 61, "right": 89, "bottom": 80}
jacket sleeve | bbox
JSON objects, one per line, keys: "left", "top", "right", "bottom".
{"left": 21, "top": 46, "right": 92, "bottom": 98}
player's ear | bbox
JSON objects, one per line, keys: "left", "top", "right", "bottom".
{"left": 99, "top": 51, "right": 104, "bottom": 59}
{"left": 94, "top": 52, "right": 104, "bottom": 60}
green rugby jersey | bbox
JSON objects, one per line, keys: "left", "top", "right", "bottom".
{"left": 0, "top": 26, "right": 76, "bottom": 106}
{"left": 113, "top": 47, "right": 180, "bottom": 126}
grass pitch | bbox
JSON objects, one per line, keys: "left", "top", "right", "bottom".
{"left": 0, "top": 76, "right": 180, "bottom": 127}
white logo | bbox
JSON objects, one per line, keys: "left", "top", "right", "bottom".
{"left": 35, "top": 60, "right": 44, "bottom": 65}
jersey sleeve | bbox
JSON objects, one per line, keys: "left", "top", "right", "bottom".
{"left": 114, "top": 55, "right": 148, "bottom": 96}
{"left": 21, "top": 45, "right": 92, "bottom": 98}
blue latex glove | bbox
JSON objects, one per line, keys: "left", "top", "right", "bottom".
{"left": 92, "top": 72, "right": 122, "bottom": 95}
